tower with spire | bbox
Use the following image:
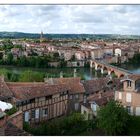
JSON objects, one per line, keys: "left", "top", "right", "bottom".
{"left": 40, "top": 31, "right": 43, "bottom": 42}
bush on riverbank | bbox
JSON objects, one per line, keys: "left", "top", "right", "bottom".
{"left": 0, "top": 68, "right": 88, "bottom": 82}
{"left": 23, "top": 113, "right": 97, "bottom": 136}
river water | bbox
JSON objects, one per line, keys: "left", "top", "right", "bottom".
{"left": 0, "top": 64, "right": 139, "bottom": 81}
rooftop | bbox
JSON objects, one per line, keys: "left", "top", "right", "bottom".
{"left": 6, "top": 82, "right": 69, "bottom": 101}
{"left": 45, "top": 77, "right": 85, "bottom": 94}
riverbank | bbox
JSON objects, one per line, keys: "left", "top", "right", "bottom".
{"left": 111, "top": 53, "right": 140, "bottom": 74}
{"left": 0, "top": 66, "right": 105, "bottom": 82}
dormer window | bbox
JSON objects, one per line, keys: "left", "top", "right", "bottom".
{"left": 127, "top": 80, "right": 132, "bottom": 87}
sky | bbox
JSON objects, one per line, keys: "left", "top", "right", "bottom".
{"left": 0, "top": 5, "right": 140, "bottom": 35}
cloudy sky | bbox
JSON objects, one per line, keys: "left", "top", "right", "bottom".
{"left": 0, "top": 5, "right": 140, "bottom": 35}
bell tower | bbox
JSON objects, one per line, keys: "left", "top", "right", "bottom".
{"left": 40, "top": 31, "right": 43, "bottom": 42}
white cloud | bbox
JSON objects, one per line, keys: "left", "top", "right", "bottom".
{"left": 0, "top": 5, "right": 140, "bottom": 35}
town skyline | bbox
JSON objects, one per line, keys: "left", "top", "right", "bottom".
{"left": 1, "top": 5, "right": 140, "bottom": 35}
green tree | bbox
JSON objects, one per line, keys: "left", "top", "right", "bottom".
{"left": 23, "top": 113, "right": 90, "bottom": 136}
{"left": 53, "top": 52, "right": 59, "bottom": 58}
{"left": 97, "top": 100, "right": 129, "bottom": 135}
{"left": 0, "top": 68, "right": 9, "bottom": 81}
{"left": 6, "top": 53, "right": 13, "bottom": 64}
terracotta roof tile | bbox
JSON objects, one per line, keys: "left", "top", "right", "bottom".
{"left": 45, "top": 77, "right": 85, "bottom": 94}
{"left": 0, "top": 76, "right": 13, "bottom": 100}
{"left": 83, "top": 78, "right": 120, "bottom": 95}
{"left": 6, "top": 82, "right": 70, "bottom": 101}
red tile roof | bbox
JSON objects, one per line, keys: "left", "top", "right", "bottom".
{"left": 89, "top": 91, "right": 113, "bottom": 105}
{"left": 6, "top": 82, "right": 69, "bottom": 101}
{"left": 0, "top": 76, "right": 13, "bottom": 100}
{"left": 45, "top": 77, "right": 85, "bottom": 94}
{"left": 83, "top": 78, "right": 121, "bottom": 95}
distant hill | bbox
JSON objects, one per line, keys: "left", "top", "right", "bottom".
{"left": 0, "top": 31, "right": 140, "bottom": 39}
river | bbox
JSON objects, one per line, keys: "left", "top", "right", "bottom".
{"left": 0, "top": 64, "right": 139, "bottom": 81}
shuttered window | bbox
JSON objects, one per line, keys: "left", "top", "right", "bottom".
{"left": 126, "top": 93, "right": 131, "bottom": 102}
{"left": 119, "top": 92, "right": 122, "bottom": 99}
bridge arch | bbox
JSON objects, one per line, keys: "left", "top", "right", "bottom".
{"left": 119, "top": 74, "right": 125, "bottom": 78}
{"left": 90, "top": 60, "right": 132, "bottom": 78}
{"left": 110, "top": 71, "right": 117, "bottom": 78}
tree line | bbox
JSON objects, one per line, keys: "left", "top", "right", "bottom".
{"left": 0, "top": 53, "right": 67, "bottom": 68}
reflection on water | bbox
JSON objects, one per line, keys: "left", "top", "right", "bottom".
{"left": 130, "top": 68, "right": 140, "bottom": 74}
{"left": 120, "top": 64, "right": 140, "bottom": 74}
{"left": 0, "top": 65, "right": 107, "bottom": 80}
{"left": 3, "top": 63, "right": 140, "bottom": 81}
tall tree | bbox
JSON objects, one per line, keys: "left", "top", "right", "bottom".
{"left": 97, "top": 100, "right": 129, "bottom": 135}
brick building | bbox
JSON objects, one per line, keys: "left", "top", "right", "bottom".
{"left": 115, "top": 74, "right": 140, "bottom": 115}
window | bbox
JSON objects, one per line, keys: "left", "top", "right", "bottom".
{"left": 91, "top": 103, "right": 97, "bottom": 111}
{"left": 31, "top": 110, "right": 35, "bottom": 118}
{"left": 127, "top": 81, "right": 132, "bottom": 87}
{"left": 35, "top": 109, "right": 40, "bottom": 119}
{"left": 30, "top": 98, "right": 35, "bottom": 103}
{"left": 136, "top": 107, "right": 140, "bottom": 115}
{"left": 45, "top": 95, "right": 52, "bottom": 100}
{"left": 119, "top": 92, "right": 122, "bottom": 99}
{"left": 70, "top": 95, "right": 73, "bottom": 99}
{"left": 75, "top": 103, "right": 79, "bottom": 111}
{"left": 43, "top": 108, "right": 48, "bottom": 117}
{"left": 16, "top": 101, "right": 22, "bottom": 106}
{"left": 126, "top": 106, "right": 131, "bottom": 114}
{"left": 75, "top": 94, "right": 79, "bottom": 99}
{"left": 24, "top": 111, "right": 30, "bottom": 122}
{"left": 126, "top": 93, "right": 132, "bottom": 102}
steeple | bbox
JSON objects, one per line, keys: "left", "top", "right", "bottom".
{"left": 40, "top": 31, "right": 43, "bottom": 39}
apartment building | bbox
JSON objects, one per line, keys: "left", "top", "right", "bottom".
{"left": 115, "top": 74, "right": 140, "bottom": 115}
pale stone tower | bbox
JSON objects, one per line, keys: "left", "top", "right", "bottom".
{"left": 40, "top": 31, "right": 43, "bottom": 42}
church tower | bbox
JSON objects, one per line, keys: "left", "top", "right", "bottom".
{"left": 40, "top": 31, "right": 43, "bottom": 42}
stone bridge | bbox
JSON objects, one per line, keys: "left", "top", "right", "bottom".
{"left": 90, "top": 59, "right": 133, "bottom": 78}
